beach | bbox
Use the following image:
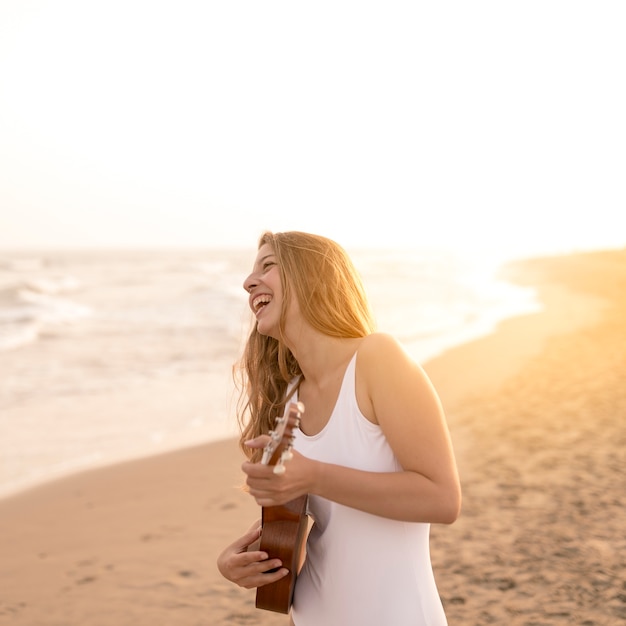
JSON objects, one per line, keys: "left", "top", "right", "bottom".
{"left": 0, "top": 248, "right": 624, "bottom": 625}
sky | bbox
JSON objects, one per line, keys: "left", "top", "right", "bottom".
{"left": 1, "top": 1, "right": 625, "bottom": 260}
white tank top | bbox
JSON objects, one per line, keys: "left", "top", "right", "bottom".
{"left": 291, "top": 353, "right": 448, "bottom": 626}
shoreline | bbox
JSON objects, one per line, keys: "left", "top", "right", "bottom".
{"left": 1, "top": 247, "right": 624, "bottom": 625}
{"left": 0, "top": 246, "right": 537, "bottom": 503}
{"left": 0, "top": 249, "right": 538, "bottom": 503}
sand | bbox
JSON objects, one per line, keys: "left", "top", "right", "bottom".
{"left": 0, "top": 249, "right": 624, "bottom": 626}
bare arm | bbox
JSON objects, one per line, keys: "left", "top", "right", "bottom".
{"left": 244, "top": 333, "right": 461, "bottom": 524}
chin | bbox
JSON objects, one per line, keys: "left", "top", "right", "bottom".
{"left": 255, "top": 322, "right": 277, "bottom": 339}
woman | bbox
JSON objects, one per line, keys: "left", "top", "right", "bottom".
{"left": 218, "top": 231, "right": 461, "bottom": 625}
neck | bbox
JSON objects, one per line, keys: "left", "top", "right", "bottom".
{"left": 290, "top": 334, "right": 363, "bottom": 389}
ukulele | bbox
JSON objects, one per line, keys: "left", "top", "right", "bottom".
{"left": 255, "top": 401, "right": 309, "bottom": 614}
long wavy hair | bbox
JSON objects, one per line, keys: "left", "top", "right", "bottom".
{"left": 234, "top": 231, "right": 376, "bottom": 460}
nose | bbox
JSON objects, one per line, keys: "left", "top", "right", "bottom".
{"left": 243, "top": 272, "right": 259, "bottom": 294}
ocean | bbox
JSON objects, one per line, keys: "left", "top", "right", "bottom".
{"left": 0, "top": 247, "right": 539, "bottom": 499}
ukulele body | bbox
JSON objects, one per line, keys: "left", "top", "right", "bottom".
{"left": 255, "top": 494, "right": 308, "bottom": 613}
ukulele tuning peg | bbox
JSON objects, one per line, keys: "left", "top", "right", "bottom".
{"left": 273, "top": 464, "right": 286, "bottom": 475}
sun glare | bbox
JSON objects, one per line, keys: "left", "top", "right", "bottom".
{"left": 0, "top": 2, "right": 624, "bottom": 256}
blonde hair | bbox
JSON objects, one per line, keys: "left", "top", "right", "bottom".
{"left": 235, "top": 231, "right": 375, "bottom": 459}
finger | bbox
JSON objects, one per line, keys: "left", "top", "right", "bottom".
{"left": 238, "top": 550, "right": 274, "bottom": 567}
{"left": 240, "top": 522, "right": 262, "bottom": 543}
{"left": 220, "top": 549, "right": 281, "bottom": 576}
{"left": 242, "top": 461, "right": 277, "bottom": 479}
{"left": 228, "top": 556, "right": 287, "bottom": 588}
{"left": 243, "top": 567, "right": 290, "bottom": 590}
{"left": 226, "top": 523, "right": 262, "bottom": 553}
{"left": 259, "top": 566, "right": 290, "bottom": 584}
{"left": 244, "top": 435, "right": 271, "bottom": 449}
{"left": 248, "top": 487, "right": 291, "bottom": 506}
{"left": 245, "top": 518, "right": 262, "bottom": 533}
{"left": 247, "top": 478, "right": 291, "bottom": 499}
{"left": 253, "top": 496, "right": 285, "bottom": 507}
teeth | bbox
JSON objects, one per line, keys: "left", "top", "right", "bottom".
{"left": 253, "top": 294, "right": 272, "bottom": 311}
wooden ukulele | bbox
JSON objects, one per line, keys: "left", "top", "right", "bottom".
{"left": 255, "top": 401, "right": 308, "bottom": 614}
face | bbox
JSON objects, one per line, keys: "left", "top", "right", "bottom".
{"left": 243, "top": 243, "right": 283, "bottom": 337}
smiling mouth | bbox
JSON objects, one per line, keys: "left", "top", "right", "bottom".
{"left": 252, "top": 294, "right": 272, "bottom": 313}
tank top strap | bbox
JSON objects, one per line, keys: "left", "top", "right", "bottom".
{"left": 339, "top": 351, "right": 358, "bottom": 400}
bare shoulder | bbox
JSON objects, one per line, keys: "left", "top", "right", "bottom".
{"left": 358, "top": 332, "right": 419, "bottom": 374}
{"left": 358, "top": 331, "right": 405, "bottom": 357}
{"left": 357, "top": 332, "right": 438, "bottom": 403}
{"left": 355, "top": 334, "right": 449, "bottom": 468}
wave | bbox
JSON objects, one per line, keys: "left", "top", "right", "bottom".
{"left": 0, "top": 277, "right": 92, "bottom": 352}
{"left": 23, "top": 275, "right": 82, "bottom": 295}
{"left": 0, "top": 322, "right": 40, "bottom": 351}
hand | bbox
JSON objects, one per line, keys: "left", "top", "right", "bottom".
{"left": 217, "top": 520, "right": 289, "bottom": 589}
{"left": 242, "top": 436, "right": 314, "bottom": 506}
